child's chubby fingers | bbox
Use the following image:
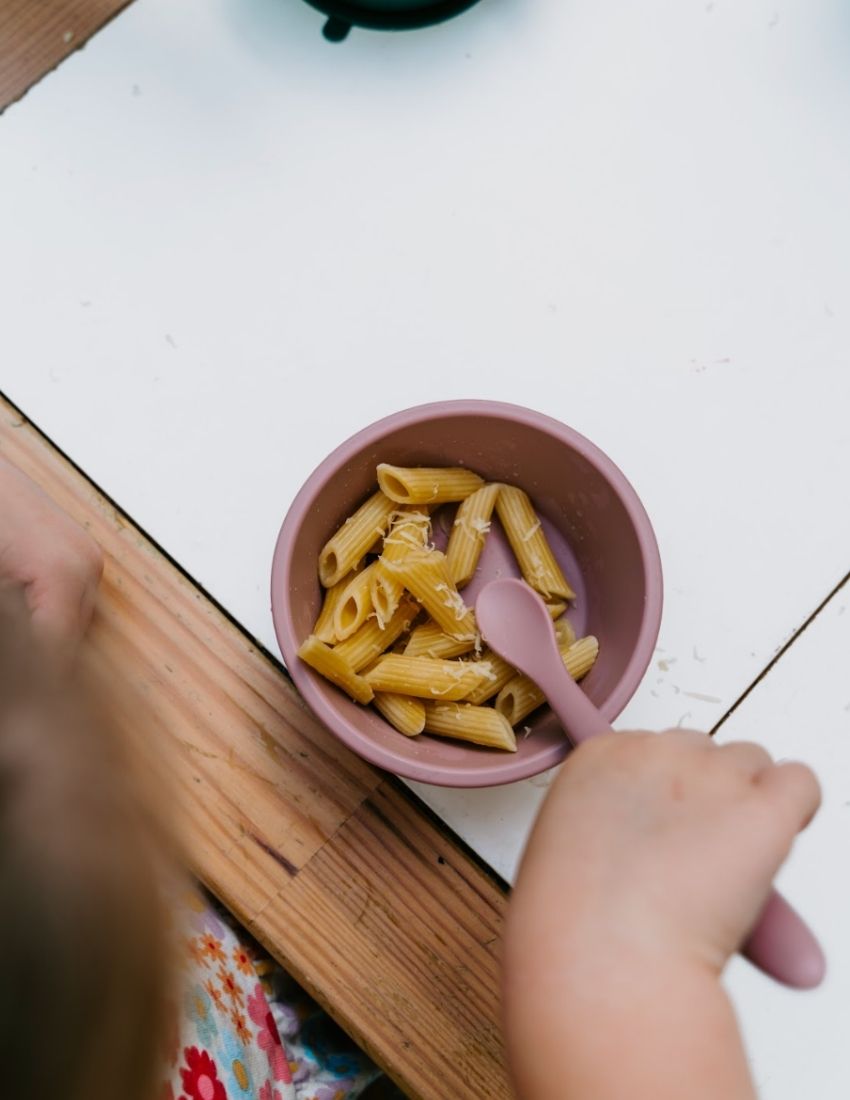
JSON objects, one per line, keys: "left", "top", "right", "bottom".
{"left": 713, "top": 739, "right": 820, "bottom": 830}
{"left": 714, "top": 739, "right": 774, "bottom": 778}
{"left": 753, "top": 759, "right": 822, "bottom": 834}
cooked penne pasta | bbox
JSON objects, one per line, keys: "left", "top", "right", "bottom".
{"left": 495, "top": 635, "right": 599, "bottom": 725}
{"left": 383, "top": 508, "right": 433, "bottom": 548}
{"left": 332, "top": 561, "right": 381, "bottom": 641}
{"left": 373, "top": 693, "right": 426, "bottom": 736}
{"left": 403, "top": 620, "right": 478, "bottom": 660}
{"left": 313, "top": 570, "right": 359, "bottom": 644}
{"left": 304, "top": 464, "right": 599, "bottom": 754}
{"left": 382, "top": 549, "right": 476, "bottom": 639}
{"left": 445, "top": 482, "right": 500, "bottom": 586}
{"left": 370, "top": 570, "right": 403, "bottom": 629}
{"left": 297, "top": 635, "right": 374, "bottom": 705}
{"left": 319, "top": 491, "right": 396, "bottom": 587}
{"left": 563, "top": 635, "right": 599, "bottom": 674}
{"left": 371, "top": 509, "right": 432, "bottom": 627}
{"left": 464, "top": 651, "right": 517, "bottom": 705}
{"left": 364, "top": 654, "right": 496, "bottom": 701}
{"left": 554, "top": 616, "right": 577, "bottom": 648}
{"left": 377, "top": 463, "right": 484, "bottom": 506}
{"left": 495, "top": 485, "right": 575, "bottom": 600}
{"left": 423, "top": 703, "right": 517, "bottom": 752}
{"left": 334, "top": 596, "right": 420, "bottom": 672}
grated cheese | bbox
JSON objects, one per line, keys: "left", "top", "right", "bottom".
{"left": 528, "top": 551, "right": 548, "bottom": 585}
{"left": 384, "top": 532, "right": 417, "bottom": 548}
{"left": 454, "top": 515, "right": 492, "bottom": 540}
{"left": 521, "top": 521, "right": 542, "bottom": 542}
{"left": 434, "top": 582, "right": 469, "bottom": 622}
{"left": 383, "top": 511, "right": 431, "bottom": 550}
{"left": 428, "top": 664, "right": 473, "bottom": 695}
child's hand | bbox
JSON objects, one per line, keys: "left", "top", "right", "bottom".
{"left": 503, "top": 730, "right": 820, "bottom": 1100}
{"left": 0, "top": 456, "right": 103, "bottom": 660}
{"left": 511, "top": 728, "right": 820, "bottom": 975}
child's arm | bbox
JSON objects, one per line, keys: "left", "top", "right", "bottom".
{"left": 503, "top": 729, "right": 820, "bottom": 1100}
{"left": 0, "top": 463, "right": 170, "bottom": 1100}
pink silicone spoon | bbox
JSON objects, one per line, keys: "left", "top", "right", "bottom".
{"left": 476, "top": 577, "right": 826, "bottom": 990}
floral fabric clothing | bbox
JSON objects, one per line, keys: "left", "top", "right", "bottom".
{"left": 161, "top": 888, "right": 387, "bottom": 1100}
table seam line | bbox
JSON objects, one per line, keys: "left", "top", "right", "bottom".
{"left": 710, "top": 567, "right": 850, "bottom": 738}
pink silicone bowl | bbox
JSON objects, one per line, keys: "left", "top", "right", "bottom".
{"left": 271, "top": 400, "right": 663, "bottom": 787}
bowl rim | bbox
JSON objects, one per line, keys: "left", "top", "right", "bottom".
{"left": 271, "top": 399, "right": 663, "bottom": 787}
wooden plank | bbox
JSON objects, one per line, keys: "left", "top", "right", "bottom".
{"left": 0, "top": 395, "right": 511, "bottom": 1100}
{"left": 258, "top": 784, "right": 506, "bottom": 1095}
{"left": 0, "top": 0, "right": 132, "bottom": 112}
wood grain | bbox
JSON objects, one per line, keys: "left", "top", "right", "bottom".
{"left": 0, "top": 394, "right": 511, "bottom": 1100}
{"left": 0, "top": 0, "right": 133, "bottom": 112}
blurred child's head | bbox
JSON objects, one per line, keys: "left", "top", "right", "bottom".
{"left": 0, "top": 588, "right": 170, "bottom": 1100}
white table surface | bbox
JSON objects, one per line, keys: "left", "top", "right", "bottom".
{"left": 1, "top": 0, "right": 849, "bottom": 1094}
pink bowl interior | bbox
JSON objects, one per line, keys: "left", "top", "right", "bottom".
{"left": 271, "top": 401, "right": 662, "bottom": 787}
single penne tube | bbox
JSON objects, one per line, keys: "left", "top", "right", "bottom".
{"left": 495, "top": 635, "right": 599, "bottom": 726}
{"left": 495, "top": 485, "right": 575, "bottom": 600}
{"left": 312, "top": 570, "right": 359, "bottom": 644}
{"left": 334, "top": 596, "right": 420, "bottom": 672}
{"left": 464, "top": 650, "right": 517, "bottom": 705}
{"left": 377, "top": 463, "right": 485, "bottom": 506}
{"left": 371, "top": 568, "right": 404, "bottom": 629}
{"left": 382, "top": 549, "right": 476, "bottom": 639}
{"left": 554, "top": 616, "right": 577, "bottom": 648}
{"left": 371, "top": 509, "right": 432, "bottom": 627}
{"left": 297, "top": 635, "right": 374, "bottom": 705}
{"left": 373, "top": 693, "right": 426, "bottom": 736}
{"left": 423, "top": 703, "right": 517, "bottom": 752}
{"left": 445, "top": 482, "right": 500, "bottom": 586}
{"left": 403, "top": 620, "right": 478, "bottom": 660}
{"left": 364, "top": 654, "right": 496, "bottom": 701}
{"left": 318, "top": 491, "right": 396, "bottom": 587}
{"left": 332, "top": 561, "right": 381, "bottom": 641}
{"left": 562, "top": 633, "right": 598, "bottom": 674}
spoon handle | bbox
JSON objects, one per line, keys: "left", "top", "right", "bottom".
{"left": 538, "top": 658, "right": 615, "bottom": 744}
{"left": 742, "top": 889, "right": 825, "bottom": 989}
{"left": 540, "top": 662, "right": 825, "bottom": 988}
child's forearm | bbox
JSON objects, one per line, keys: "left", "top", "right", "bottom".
{"left": 504, "top": 950, "right": 757, "bottom": 1100}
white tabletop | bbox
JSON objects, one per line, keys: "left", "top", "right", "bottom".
{"left": 1, "top": 0, "right": 849, "bottom": 1094}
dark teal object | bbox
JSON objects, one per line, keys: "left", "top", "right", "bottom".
{"left": 303, "top": 0, "right": 482, "bottom": 40}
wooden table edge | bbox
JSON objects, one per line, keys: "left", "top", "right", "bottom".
{"left": 0, "top": 391, "right": 512, "bottom": 1100}
{"left": 0, "top": 0, "right": 135, "bottom": 114}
